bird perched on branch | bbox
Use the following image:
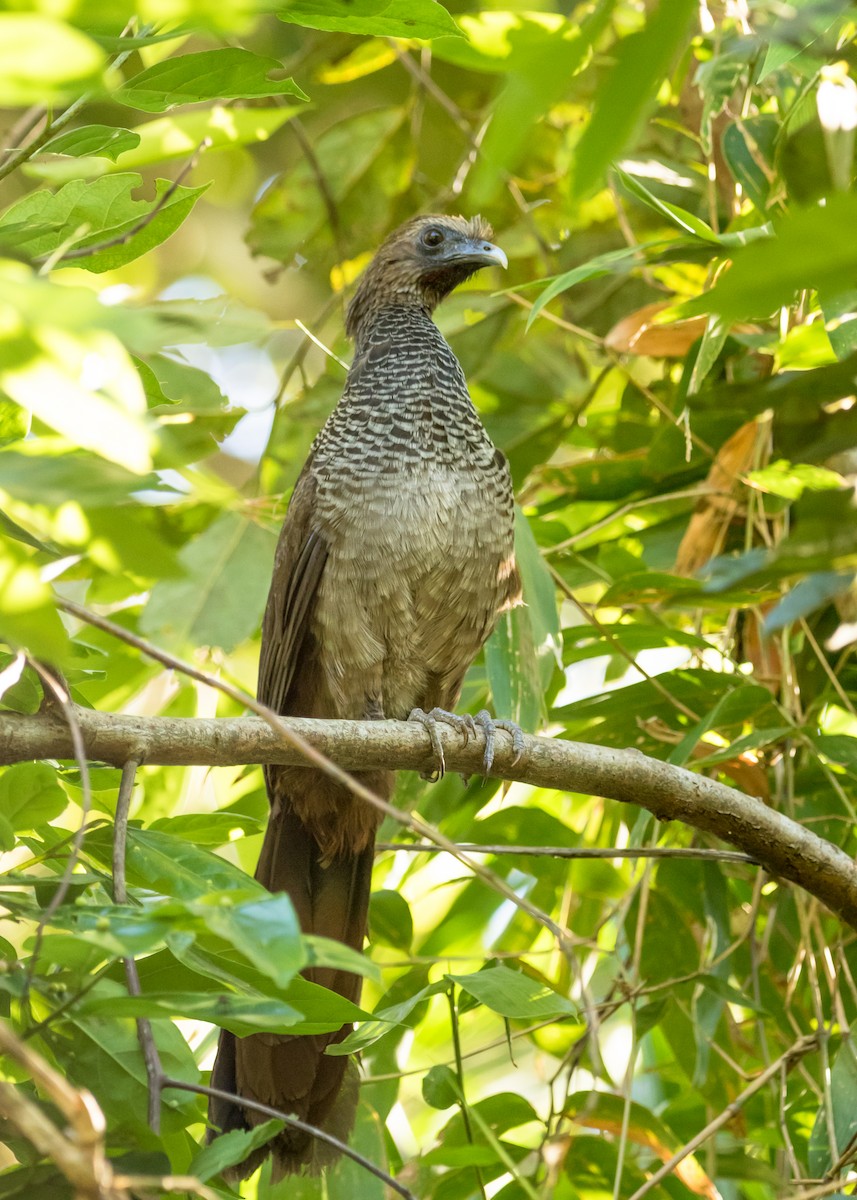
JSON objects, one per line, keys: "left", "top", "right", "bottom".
{"left": 209, "top": 214, "right": 521, "bottom": 1177}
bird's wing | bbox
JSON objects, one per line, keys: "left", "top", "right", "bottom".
{"left": 258, "top": 470, "right": 328, "bottom": 715}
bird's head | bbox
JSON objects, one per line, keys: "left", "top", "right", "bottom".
{"left": 345, "top": 214, "right": 507, "bottom": 338}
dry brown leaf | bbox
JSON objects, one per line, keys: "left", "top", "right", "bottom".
{"left": 605, "top": 302, "right": 709, "bottom": 357}
{"left": 572, "top": 1113, "right": 718, "bottom": 1199}
{"left": 675, "top": 419, "right": 760, "bottom": 575}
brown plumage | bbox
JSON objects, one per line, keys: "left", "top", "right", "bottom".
{"left": 208, "top": 215, "right": 521, "bottom": 1176}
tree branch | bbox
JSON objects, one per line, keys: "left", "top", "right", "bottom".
{"left": 3, "top": 707, "right": 857, "bottom": 929}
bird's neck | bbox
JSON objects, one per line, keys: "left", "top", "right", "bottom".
{"left": 350, "top": 301, "right": 445, "bottom": 356}
{"left": 347, "top": 287, "right": 433, "bottom": 345}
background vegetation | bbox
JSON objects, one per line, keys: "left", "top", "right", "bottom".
{"left": 2, "top": 0, "right": 857, "bottom": 1197}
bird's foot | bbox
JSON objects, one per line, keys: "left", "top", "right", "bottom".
{"left": 408, "top": 707, "right": 459, "bottom": 780}
{"left": 471, "top": 709, "right": 526, "bottom": 774}
{"left": 408, "top": 707, "right": 526, "bottom": 779}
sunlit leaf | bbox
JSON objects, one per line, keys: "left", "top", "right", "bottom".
{"left": 450, "top": 965, "right": 575, "bottom": 1020}
{"left": 115, "top": 48, "right": 308, "bottom": 112}
{"left": 141, "top": 511, "right": 277, "bottom": 650}
{"left": 277, "top": 0, "right": 462, "bottom": 39}
{"left": 0, "top": 15, "right": 104, "bottom": 105}
{"left": 572, "top": 0, "right": 698, "bottom": 199}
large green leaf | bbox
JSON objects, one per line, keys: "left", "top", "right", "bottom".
{"left": 0, "top": 15, "right": 104, "bottom": 105}
{"left": 572, "top": 0, "right": 698, "bottom": 198}
{"left": 809, "top": 1037, "right": 857, "bottom": 1175}
{"left": 189, "top": 1119, "right": 284, "bottom": 1182}
{"left": 40, "top": 124, "right": 141, "bottom": 161}
{"left": 0, "top": 173, "right": 209, "bottom": 271}
{"left": 684, "top": 192, "right": 857, "bottom": 321}
{"left": 467, "top": 3, "right": 614, "bottom": 207}
{"left": 115, "top": 48, "right": 308, "bottom": 112}
{"left": 277, "top": 0, "right": 461, "bottom": 39}
{"left": 450, "top": 965, "right": 575, "bottom": 1020}
{"left": 80, "top": 990, "right": 304, "bottom": 1036}
{"left": 141, "top": 511, "right": 277, "bottom": 650}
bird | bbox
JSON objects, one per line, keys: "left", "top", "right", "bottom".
{"left": 208, "top": 214, "right": 522, "bottom": 1177}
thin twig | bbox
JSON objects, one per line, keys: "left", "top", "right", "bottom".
{"left": 112, "top": 758, "right": 164, "bottom": 1132}
{"left": 390, "top": 43, "right": 471, "bottom": 132}
{"left": 164, "top": 1078, "right": 418, "bottom": 1200}
{"left": 785, "top": 1179, "right": 857, "bottom": 1200}
{"left": 625, "top": 1034, "right": 820, "bottom": 1200}
{"left": 290, "top": 118, "right": 346, "bottom": 267}
{"left": 26, "top": 661, "right": 92, "bottom": 979}
{"left": 446, "top": 984, "right": 489, "bottom": 1200}
{"left": 1, "top": 105, "right": 47, "bottom": 156}
{"left": 274, "top": 291, "right": 342, "bottom": 405}
{"left": 377, "top": 843, "right": 757, "bottom": 863}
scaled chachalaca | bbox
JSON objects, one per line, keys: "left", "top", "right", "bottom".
{"left": 209, "top": 214, "right": 521, "bottom": 1176}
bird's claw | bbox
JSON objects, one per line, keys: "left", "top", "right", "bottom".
{"left": 473, "top": 709, "right": 525, "bottom": 774}
{"left": 408, "top": 707, "right": 525, "bottom": 779}
{"left": 408, "top": 707, "right": 459, "bottom": 780}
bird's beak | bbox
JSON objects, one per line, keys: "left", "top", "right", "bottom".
{"left": 444, "top": 238, "right": 508, "bottom": 271}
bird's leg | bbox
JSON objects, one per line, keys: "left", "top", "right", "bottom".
{"left": 408, "top": 707, "right": 525, "bottom": 778}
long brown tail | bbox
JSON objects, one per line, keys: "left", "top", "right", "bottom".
{"left": 208, "top": 798, "right": 375, "bottom": 1177}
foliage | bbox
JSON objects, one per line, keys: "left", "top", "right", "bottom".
{"left": 1, "top": 1, "right": 857, "bottom": 1198}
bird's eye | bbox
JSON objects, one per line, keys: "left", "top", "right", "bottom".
{"left": 422, "top": 227, "right": 445, "bottom": 248}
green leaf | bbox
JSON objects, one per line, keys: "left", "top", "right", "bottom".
{"left": 515, "top": 506, "right": 562, "bottom": 693}
{"left": 703, "top": 489, "right": 857, "bottom": 591}
{"left": 484, "top": 508, "right": 560, "bottom": 727}
{"left": 40, "top": 125, "right": 141, "bottom": 162}
{"left": 148, "top": 812, "right": 260, "bottom": 846}
{"left": 278, "top": 0, "right": 462, "bottom": 39}
{"left": 615, "top": 166, "right": 720, "bottom": 243}
{"left": 449, "top": 965, "right": 575, "bottom": 1020}
{"left": 683, "top": 193, "right": 857, "bottom": 321}
{"left": 66, "top": 983, "right": 200, "bottom": 1130}
{"left": 115, "top": 48, "right": 308, "bottom": 112}
{"left": 189, "top": 1119, "right": 284, "bottom": 1182}
{"left": 0, "top": 763, "right": 67, "bottom": 833}
{"left": 721, "top": 117, "right": 779, "bottom": 214}
{"left": 0, "top": 445, "right": 159, "bottom": 507}
{"left": 0, "top": 15, "right": 104, "bottom": 106}
{"left": 808, "top": 734, "right": 857, "bottom": 772}
{"left": 422, "top": 1064, "right": 459, "bottom": 1110}
{"left": 467, "top": 4, "right": 613, "bottom": 207}
{"left": 141, "top": 512, "right": 277, "bottom": 651}
{"left": 248, "top": 106, "right": 407, "bottom": 265}
{"left": 572, "top": 0, "right": 698, "bottom": 199}
{"left": 79, "top": 991, "right": 304, "bottom": 1036}
{"left": 809, "top": 1037, "right": 857, "bottom": 1174}
{"left": 747, "top": 460, "right": 845, "bottom": 500}
{"left": 330, "top": 981, "right": 440, "bottom": 1055}
{"left": 820, "top": 287, "right": 857, "bottom": 360}
{"left": 31, "top": 108, "right": 299, "bottom": 183}
{"left": 303, "top": 935, "right": 381, "bottom": 983}
{"left": 526, "top": 244, "right": 651, "bottom": 329}
{"left": 0, "top": 173, "right": 209, "bottom": 272}
{"left": 195, "top": 893, "right": 305, "bottom": 989}
{"left": 368, "top": 889, "right": 413, "bottom": 952}
{"left": 763, "top": 571, "right": 855, "bottom": 632}
{"left": 440, "top": 1092, "right": 538, "bottom": 1145}
{"left": 0, "top": 540, "right": 69, "bottom": 664}
{"left": 86, "top": 825, "right": 265, "bottom": 901}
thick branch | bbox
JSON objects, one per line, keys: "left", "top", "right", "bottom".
{"left": 3, "top": 707, "right": 857, "bottom": 930}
